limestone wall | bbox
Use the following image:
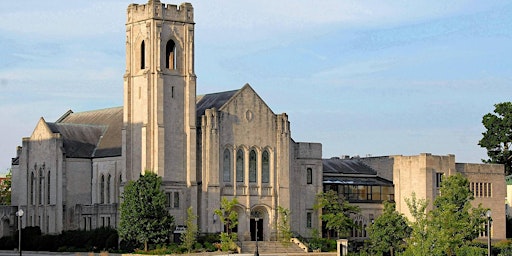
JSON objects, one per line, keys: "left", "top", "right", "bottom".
{"left": 457, "top": 163, "right": 506, "bottom": 240}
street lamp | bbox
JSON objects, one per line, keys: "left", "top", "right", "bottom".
{"left": 15, "top": 209, "right": 24, "bottom": 256}
{"left": 486, "top": 210, "right": 492, "bottom": 256}
{"left": 254, "top": 211, "right": 260, "bottom": 256}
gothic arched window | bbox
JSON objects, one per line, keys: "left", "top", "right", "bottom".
{"left": 47, "top": 171, "right": 51, "bottom": 204}
{"left": 249, "top": 150, "right": 257, "bottom": 183}
{"left": 39, "top": 169, "right": 43, "bottom": 205}
{"left": 100, "top": 175, "right": 105, "bottom": 204}
{"left": 140, "top": 40, "right": 146, "bottom": 69}
{"left": 223, "top": 149, "right": 231, "bottom": 182}
{"left": 262, "top": 150, "right": 269, "bottom": 183}
{"left": 166, "top": 40, "right": 176, "bottom": 70}
{"left": 30, "top": 172, "right": 34, "bottom": 205}
{"left": 236, "top": 149, "right": 244, "bottom": 182}
{"left": 107, "top": 174, "right": 111, "bottom": 204}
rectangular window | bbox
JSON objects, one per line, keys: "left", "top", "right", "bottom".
{"left": 306, "top": 212, "right": 312, "bottom": 228}
{"left": 435, "top": 173, "right": 443, "bottom": 188}
{"left": 470, "top": 182, "right": 492, "bottom": 198}
{"left": 165, "top": 192, "right": 171, "bottom": 207}
{"left": 173, "top": 191, "right": 180, "bottom": 208}
{"left": 306, "top": 168, "right": 312, "bottom": 184}
{"left": 82, "top": 217, "right": 87, "bottom": 231}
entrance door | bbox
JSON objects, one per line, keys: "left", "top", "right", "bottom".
{"left": 250, "top": 218, "right": 263, "bottom": 241}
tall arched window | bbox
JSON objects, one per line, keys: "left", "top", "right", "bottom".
{"left": 262, "top": 150, "right": 269, "bottom": 183}
{"left": 47, "top": 171, "right": 51, "bottom": 204}
{"left": 166, "top": 40, "right": 176, "bottom": 69}
{"left": 223, "top": 149, "right": 231, "bottom": 182}
{"left": 107, "top": 174, "right": 111, "bottom": 204}
{"left": 140, "top": 40, "right": 146, "bottom": 69}
{"left": 100, "top": 175, "right": 105, "bottom": 204}
{"left": 39, "top": 169, "right": 43, "bottom": 205}
{"left": 236, "top": 149, "right": 244, "bottom": 182}
{"left": 249, "top": 150, "right": 257, "bottom": 183}
{"left": 30, "top": 172, "right": 34, "bottom": 205}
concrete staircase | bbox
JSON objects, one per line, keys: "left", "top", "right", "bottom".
{"left": 240, "top": 241, "right": 306, "bottom": 254}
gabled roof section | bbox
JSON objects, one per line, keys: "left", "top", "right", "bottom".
{"left": 219, "top": 84, "right": 275, "bottom": 115}
{"left": 196, "top": 89, "right": 239, "bottom": 117}
{"left": 196, "top": 84, "right": 277, "bottom": 119}
{"left": 55, "top": 107, "right": 123, "bottom": 158}
{"left": 47, "top": 123, "right": 106, "bottom": 158}
{"left": 323, "top": 158, "right": 377, "bottom": 175}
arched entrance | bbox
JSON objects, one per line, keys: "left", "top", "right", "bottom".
{"left": 250, "top": 207, "right": 266, "bottom": 241}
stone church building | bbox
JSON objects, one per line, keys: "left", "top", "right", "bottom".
{"left": 5, "top": 0, "right": 507, "bottom": 242}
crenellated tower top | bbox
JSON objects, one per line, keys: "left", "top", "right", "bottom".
{"left": 127, "top": 1, "right": 194, "bottom": 24}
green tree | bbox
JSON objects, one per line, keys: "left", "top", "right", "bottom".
{"left": 366, "top": 201, "right": 411, "bottom": 256}
{"left": 314, "top": 190, "right": 359, "bottom": 238}
{"left": 119, "top": 172, "right": 174, "bottom": 251}
{"left": 0, "top": 169, "right": 12, "bottom": 205}
{"left": 403, "top": 193, "right": 430, "bottom": 256}
{"left": 181, "top": 206, "right": 198, "bottom": 253}
{"left": 479, "top": 101, "right": 512, "bottom": 175}
{"left": 404, "top": 175, "right": 487, "bottom": 256}
{"left": 428, "top": 173, "right": 487, "bottom": 256}
{"left": 276, "top": 206, "right": 292, "bottom": 244}
{"left": 214, "top": 197, "right": 239, "bottom": 251}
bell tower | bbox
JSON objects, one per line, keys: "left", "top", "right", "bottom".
{"left": 123, "top": 0, "right": 197, "bottom": 195}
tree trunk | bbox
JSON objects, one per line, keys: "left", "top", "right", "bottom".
{"left": 144, "top": 241, "right": 148, "bottom": 251}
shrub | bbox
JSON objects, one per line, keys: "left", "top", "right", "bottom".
{"left": 0, "top": 236, "right": 15, "bottom": 249}
{"left": 455, "top": 245, "right": 487, "bottom": 256}
{"left": 203, "top": 241, "right": 216, "bottom": 252}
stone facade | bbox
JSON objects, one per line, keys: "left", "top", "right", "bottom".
{"left": 7, "top": 0, "right": 507, "bottom": 243}
{"left": 8, "top": 0, "right": 323, "bottom": 241}
{"left": 361, "top": 153, "right": 506, "bottom": 240}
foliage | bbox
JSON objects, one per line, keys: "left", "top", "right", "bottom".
{"left": 276, "top": 206, "right": 292, "bottom": 244}
{"left": 304, "top": 229, "right": 335, "bottom": 252}
{"left": 214, "top": 197, "right": 239, "bottom": 251}
{"left": 454, "top": 245, "right": 488, "bottom": 256}
{"left": 307, "top": 229, "right": 322, "bottom": 251}
{"left": 366, "top": 201, "right": 411, "bottom": 255}
{"left": 119, "top": 172, "right": 174, "bottom": 251}
{"left": 478, "top": 101, "right": 512, "bottom": 175}
{"left": 428, "top": 173, "right": 487, "bottom": 256}
{"left": 314, "top": 190, "right": 360, "bottom": 238}
{"left": 0, "top": 169, "right": 11, "bottom": 205}
{"left": 1, "top": 227, "right": 118, "bottom": 252}
{"left": 404, "top": 174, "right": 487, "bottom": 256}
{"left": 219, "top": 232, "right": 238, "bottom": 251}
{"left": 181, "top": 206, "right": 198, "bottom": 252}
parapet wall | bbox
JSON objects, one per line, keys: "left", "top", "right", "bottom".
{"left": 127, "top": 1, "right": 193, "bottom": 23}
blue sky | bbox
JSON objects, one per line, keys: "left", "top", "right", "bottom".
{"left": 1, "top": 0, "right": 511, "bottom": 174}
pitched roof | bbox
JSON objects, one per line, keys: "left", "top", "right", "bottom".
{"left": 196, "top": 89, "right": 239, "bottom": 117}
{"left": 52, "top": 107, "right": 123, "bottom": 158}
{"left": 322, "top": 158, "right": 377, "bottom": 175}
{"left": 322, "top": 158, "right": 393, "bottom": 186}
